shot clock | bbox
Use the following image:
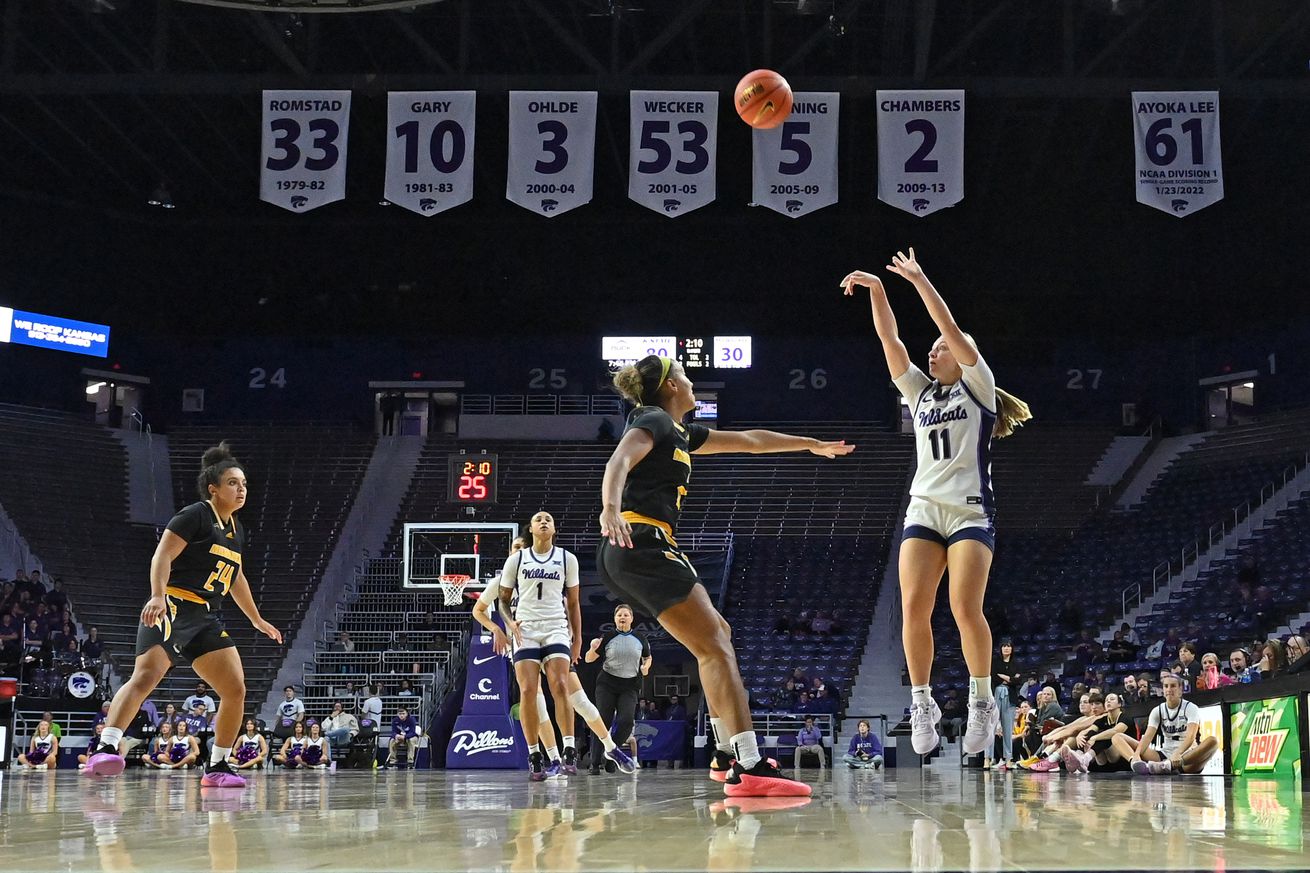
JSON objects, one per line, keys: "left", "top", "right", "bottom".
{"left": 448, "top": 453, "right": 498, "bottom": 503}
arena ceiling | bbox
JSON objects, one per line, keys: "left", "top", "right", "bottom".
{"left": 1, "top": 0, "right": 1306, "bottom": 217}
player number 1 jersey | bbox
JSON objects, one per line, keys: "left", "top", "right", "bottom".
{"left": 497, "top": 546, "right": 579, "bottom": 628}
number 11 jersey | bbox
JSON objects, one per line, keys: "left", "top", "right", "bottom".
{"left": 893, "top": 355, "right": 998, "bottom": 512}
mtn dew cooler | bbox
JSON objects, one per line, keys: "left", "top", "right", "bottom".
{"left": 1229, "top": 697, "right": 1302, "bottom": 778}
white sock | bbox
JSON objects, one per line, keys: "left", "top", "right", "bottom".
{"left": 911, "top": 685, "right": 932, "bottom": 707}
{"left": 969, "top": 676, "right": 994, "bottom": 702}
{"left": 730, "top": 731, "right": 761, "bottom": 770}
{"left": 600, "top": 733, "right": 617, "bottom": 753}
{"left": 210, "top": 745, "right": 232, "bottom": 767}
{"left": 545, "top": 745, "right": 560, "bottom": 762}
{"left": 709, "top": 717, "right": 731, "bottom": 754}
{"left": 562, "top": 735, "right": 575, "bottom": 750}
{"left": 99, "top": 727, "right": 124, "bottom": 751}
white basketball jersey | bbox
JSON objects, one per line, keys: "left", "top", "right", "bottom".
{"left": 893, "top": 356, "right": 998, "bottom": 511}
{"left": 240, "top": 736, "right": 261, "bottom": 752}
{"left": 499, "top": 546, "right": 578, "bottom": 627}
{"left": 34, "top": 735, "right": 53, "bottom": 753}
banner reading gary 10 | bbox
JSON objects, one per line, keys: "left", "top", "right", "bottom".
{"left": 1229, "top": 696, "right": 1301, "bottom": 778}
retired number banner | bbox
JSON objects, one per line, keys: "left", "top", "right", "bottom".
{"left": 1132, "top": 91, "right": 1223, "bottom": 217}
{"left": 751, "top": 92, "right": 839, "bottom": 218}
{"left": 385, "top": 92, "right": 476, "bottom": 217}
{"left": 260, "top": 90, "right": 351, "bottom": 213}
{"left": 507, "top": 91, "right": 597, "bottom": 218}
{"left": 628, "top": 91, "right": 718, "bottom": 216}
{"left": 876, "top": 90, "right": 964, "bottom": 217}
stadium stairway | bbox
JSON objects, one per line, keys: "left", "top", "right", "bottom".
{"left": 1115, "top": 434, "right": 1209, "bottom": 508}
{"left": 260, "top": 434, "right": 425, "bottom": 722}
{"left": 1086, "top": 435, "right": 1152, "bottom": 489}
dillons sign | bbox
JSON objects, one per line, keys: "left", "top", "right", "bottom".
{"left": 451, "top": 729, "right": 515, "bottom": 756}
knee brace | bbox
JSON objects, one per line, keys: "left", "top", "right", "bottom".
{"left": 535, "top": 690, "right": 550, "bottom": 726}
{"left": 568, "top": 690, "right": 600, "bottom": 723}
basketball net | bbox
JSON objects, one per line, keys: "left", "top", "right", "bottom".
{"left": 438, "top": 574, "right": 471, "bottom": 607}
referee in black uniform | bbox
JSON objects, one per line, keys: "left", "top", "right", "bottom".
{"left": 584, "top": 603, "right": 650, "bottom": 774}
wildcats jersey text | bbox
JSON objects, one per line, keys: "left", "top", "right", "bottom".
{"left": 499, "top": 546, "right": 579, "bottom": 628}
{"left": 893, "top": 356, "right": 998, "bottom": 512}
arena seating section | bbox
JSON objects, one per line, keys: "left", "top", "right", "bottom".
{"left": 0, "top": 404, "right": 159, "bottom": 681}
{"left": 165, "top": 425, "right": 375, "bottom": 707}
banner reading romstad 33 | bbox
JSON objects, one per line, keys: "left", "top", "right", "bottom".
{"left": 752, "top": 92, "right": 839, "bottom": 218}
{"left": 1132, "top": 91, "right": 1224, "bottom": 217}
{"left": 628, "top": 91, "right": 718, "bottom": 217}
{"left": 385, "top": 92, "right": 476, "bottom": 217}
{"left": 260, "top": 90, "right": 351, "bottom": 213}
{"left": 507, "top": 91, "right": 597, "bottom": 218}
{"left": 876, "top": 90, "right": 964, "bottom": 217}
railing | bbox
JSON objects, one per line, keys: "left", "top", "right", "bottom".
{"left": 459, "top": 394, "right": 625, "bottom": 416}
{"left": 695, "top": 710, "right": 837, "bottom": 745}
{"left": 1120, "top": 451, "right": 1310, "bottom": 618}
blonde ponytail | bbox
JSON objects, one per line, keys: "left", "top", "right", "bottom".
{"left": 993, "top": 388, "right": 1032, "bottom": 439}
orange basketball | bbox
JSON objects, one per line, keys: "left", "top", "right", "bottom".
{"left": 734, "top": 69, "right": 793, "bottom": 130}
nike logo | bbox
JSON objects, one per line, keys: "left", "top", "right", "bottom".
{"left": 472, "top": 655, "right": 499, "bottom": 665}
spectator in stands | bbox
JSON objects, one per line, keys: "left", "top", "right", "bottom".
{"left": 397, "top": 679, "right": 416, "bottom": 698}
{"left": 1121, "top": 675, "right": 1143, "bottom": 706}
{"left": 1177, "top": 643, "right": 1201, "bottom": 690}
{"left": 1071, "top": 630, "right": 1102, "bottom": 667}
{"left": 1285, "top": 635, "right": 1310, "bottom": 674}
{"left": 156, "top": 703, "right": 179, "bottom": 729}
{"left": 1106, "top": 630, "right": 1137, "bottom": 663}
{"left": 0, "top": 612, "right": 18, "bottom": 665}
{"left": 17, "top": 720, "right": 57, "bottom": 770}
{"left": 43, "top": 578, "right": 67, "bottom": 613}
{"left": 41, "top": 710, "right": 63, "bottom": 739}
{"left": 1018, "top": 674, "right": 1040, "bottom": 705}
{"left": 416, "top": 611, "right": 440, "bottom": 632}
{"left": 1254, "top": 640, "right": 1287, "bottom": 679}
{"left": 1120, "top": 622, "right": 1141, "bottom": 647}
{"left": 843, "top": 720, "right": 883, "bottom": 770}
{"left": 1136, "top": 671, "right": 1158, "bottom": 698}
{"left": 1012, "top": 699, "right": 1031, "bottom": 753}
{"left": 323, "top": 702, "right": 359, "bottom": 748}
{"left": 777, "top": 679, "right": 799, "bottom": 708}
{"left": 78, "top": 723, "right": 106, "bottom": 770}
{"left": 361, "top": 684, "right": 383, "bottom": 728}
{"left": 809, "top": 611, "right": 835, "bottom": 636}
{"left": 795, "top": 717, "right": 826, "bottom": 770}
{"left": 1252, "top": 586, "right": 1276, "bottom": 630}
{"left": 184, "top": 702, "right": 213, "bottom": 751}
{"left": 664, "top": 695, "right": 688, "bottom": 722}
{"left": 22, "top": 617, "right": 48, "bottom": 666}
{"left": 1018, "top": 686, "right": 1065, "bottom": 764}
{"left": 811, "top": 688, "right": 838, "bottom": 714}
{"left": 634, "top": 698, "right": 652, "bottom": 721}
{"left": 1226, "top": 648, "right": 1256, "bottom": 684}
{"left": 81, "top": 627, "right": 103, "bottom": 661}
{"left": 334, "top": 631, "right": 355, "bottom": 674}
{"left": 49, "top": 619, "right": 77, "bottom": 650}
{"left": 229, "top": 719, "right": 269, "bottom": 771}
{"left": 789, "top": 667, "right": 809, "bottom": 687}
{"left": 25, "top": 570, "right": 47, "bottom": 600}
{"left": 386, "top": 706, "right": 422, "bottom": 769}
{"left": 794, "top": 691, "right": 813, "bottom": 713}
{"left": 278, "top": 686, "right": 306, "bottom": 723}
{"left": 1236, "top": 553, "right": 1260, "bottom": 593}
{"left": 92, "top": 700, "right": 111, "bottom": 728}
{"left": 1195, "top": 653, "right": 1232, "bottom": 690}
{"left": 940, "top": 689, "right": 965, "bottom": 740}
{"left": 185, "top": 682, "right": 217, "bottom": 715}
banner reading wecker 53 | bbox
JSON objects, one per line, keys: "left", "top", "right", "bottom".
{"left": 385, "top": 92, "right": 476, "bottom": 217}
{"left": 752, "top": 92, "right": 839, "bottom": 218}
{"left": 260, "top": 90, "right": 351, "bottom": 213}
{"left": 1132, "top": 91, "right": 1224, "bottom": 217}
{"left": 507, "top": 91, "right": 597, "bottom": 218}
{"left": 628, "top": 91, "right": 718, "bottom": 216}
{"left": 876, "top": 90, "right": 964, "bottom": 217}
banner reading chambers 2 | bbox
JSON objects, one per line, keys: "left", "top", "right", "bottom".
{"left": 876, "top": 90, "right": 964, "bottom": 217}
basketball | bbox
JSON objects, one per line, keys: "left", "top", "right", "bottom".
{"left": 734, "top": 69, "right": 793, "bottom": 129}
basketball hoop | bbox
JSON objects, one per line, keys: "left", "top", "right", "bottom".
{"left": 438, "top": 574, "right": 471, "bottom": 607}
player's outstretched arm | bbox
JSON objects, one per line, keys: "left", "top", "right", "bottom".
{"left": 693, "top": 429, "right": 855, "bottom": 458}
{"left": 841, "top": 269, "right": 912, "bottom": 380}
{"left": 886, "top": 247, "right": 980, "bottom": 367}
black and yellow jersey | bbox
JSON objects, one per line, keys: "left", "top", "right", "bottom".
{"left": 164, "top": 501, "right": 244, "bottom": 605}
{"left": 620, "top": 407, "right": 709, "bottom": 537}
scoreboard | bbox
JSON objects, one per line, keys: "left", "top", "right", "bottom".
{"left": 602, "top": 335, "right": 752, "bottom": 370}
